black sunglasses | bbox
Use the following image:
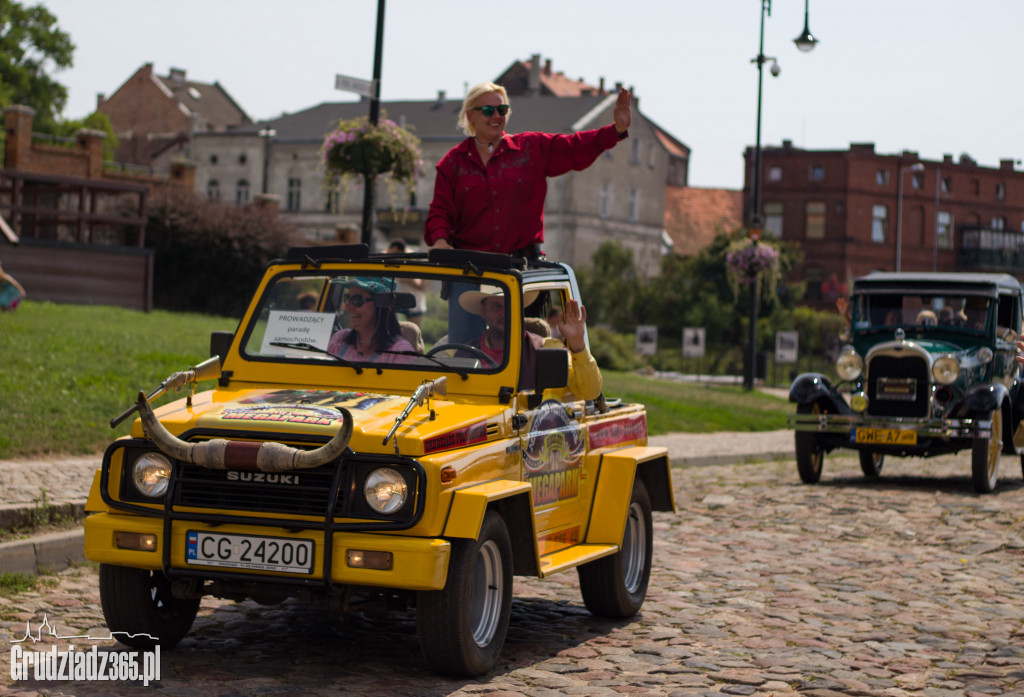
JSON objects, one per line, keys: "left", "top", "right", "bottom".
{"left": 343, "top": 293, "right": 372, "bottom": 308}
{"left": 473, "top": 104, "right": 509, "bottom": 117}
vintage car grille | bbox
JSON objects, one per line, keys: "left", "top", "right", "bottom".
{"left": 173, "top": 462, "right": 341, "bottom": 516}
{"left": 866, "top": 355, "right": 930, "bottom": 417}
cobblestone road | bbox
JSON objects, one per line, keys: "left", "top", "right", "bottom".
{"left": 3, "top": 453, "right": 1024, "bottom": 697}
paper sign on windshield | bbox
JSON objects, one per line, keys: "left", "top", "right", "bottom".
{"left": 260, "top": 311, "right": 334, "bottom": 356}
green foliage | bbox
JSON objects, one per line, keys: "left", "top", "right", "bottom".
{"left": 587, "top": 326, "right": 643, "bottom": 372}
{"left": 0, "top": 301, "right": 233, "bottom": 458}
{"left": 145, "top": 189, "right": 300, "bottom": 317}
{"left": 56, "top": 111, "right": 119, "bottom": 160}
{"left": 0, "top": 1, "right": 74, "bottom": 133}
{"left": 575, "top": 242, "right": 639, "bottom": 332}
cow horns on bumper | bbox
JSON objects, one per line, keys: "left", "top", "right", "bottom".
{"left": 136, "top": 391, "right": 352, "bottom": 472}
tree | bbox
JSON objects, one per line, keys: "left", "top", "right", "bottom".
{"left": 0, "top": 2, "right": 75, "bottom": 133}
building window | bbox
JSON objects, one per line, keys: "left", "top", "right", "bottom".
{"left": 911, "top": 173, "right": 924, "bottom": 189}
{"left": 286, "top": 178, "right": 301, "bottom": 211}
{"left": 767, "top": 166, "right": 782, "bottom": 182}
{"left": 936, "top": 211, "right": 952, "bottom": 249}
{"left": 647, "top": 145, "right": 656, "bottom": 169}
{"left": 764, "top": 202, "right": 783, "bottom": 239}
{"left": 875, "top": 169, "right": 889, "bottom": 186}
{"left": 810, "top": 165, "right": 825, "bottom": 182}
{"left": 630, "top": 138, "right": 641, "bottom": 165}
{"left": 598, "top": 181, "right": 612, "bottom": 219}
{"left": 805, "top": 201, "right": 826, "bottom": 239}
{"left": 971, "top": 179, "right": 980, "bottom": 196}
{"left": 941, "top": 176, "right": 952, "bottom": 193}
{"left": 238, "top": 153, "right": 247, "bottom": 165}
{"left": 324, "top": 176, "right": 340, "bottom": 213}
{"left": 206, "top": 179, "right": 220, "bottom": 200}
{"left": 871, "top": 205, "right": 888, "bottom": 243}
{"left": 997, "top": 182, "right": 1006, "bottom": 200}
{"left": 627, "top": 188, "right": 640, "bottom": 222}
{"left": 210, "top": 154, "right": 218, "bottom": 165}
{"left": 992, "top": 216, "right": 1006, "bottom": 230}
{"left": 235, "top": 179, "right": 250, "bottom": 205}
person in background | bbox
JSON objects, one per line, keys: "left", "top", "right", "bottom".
{"left": 457, "top": 285, "right": 601, "bottom": 400}
{"left": 386, "top": 239, "right": 427, "bottom": 326}
{"left": 0, "top": 261, "right": 26, "bottom": 311}
{"left": 425, "top": 81, "right": 632, "bottom": 259}
{"left": 327, "top": 277, "right": 414, "bottom": 363}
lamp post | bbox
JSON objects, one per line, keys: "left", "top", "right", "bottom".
{"left": 361, "top": 0, "right": 386, "bottom": 247}
{"left": 744, "top": 0, "right": 818, "bottom": 391}
{"left": 258, "top": 128, "right": 276, "bottom": 195}
{"left": 895, "top": 162, "right": 925, "bottom": 272}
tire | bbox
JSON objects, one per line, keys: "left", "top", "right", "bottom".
{"left": 418, "top": 511, "right": 512, "bottom": 677}
{"left": 972, "top": 408, "right": 1002, "bottom": 494}
{"left": 98, "top": 564, "right": 200, "bottom": 649}
{"left": 577, "top": 479, "right": 653, "bottom": 619}
{"left": 795, "top": 403, "right": 825, "bottom": 484}
{"left": 859, "top": 450, "right": 884, "bottom": 479}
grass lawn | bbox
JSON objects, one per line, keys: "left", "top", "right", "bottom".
{"left": 0, "top": 301, "right": 791, "bottom": 459}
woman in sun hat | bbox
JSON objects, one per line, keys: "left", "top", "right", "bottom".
{"left": 326, "top": 277, "right": 415, "bottom": 363}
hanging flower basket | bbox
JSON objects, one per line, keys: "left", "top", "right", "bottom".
{"left": 320, "top": 115, "right": 422, "bottom": 214}
{"left": 725, "top": 237, "right": 781, "bottom": 303}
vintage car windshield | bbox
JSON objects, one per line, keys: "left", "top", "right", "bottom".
{"left": 853, "top": 293, "right": 991, "bottom": 335}
{"left": 239, "top": 270, "right": 519, "bottom": 373}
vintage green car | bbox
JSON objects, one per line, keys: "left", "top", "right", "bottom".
{"left": 788, "top": 272, "right": 1024, "bottom": 493}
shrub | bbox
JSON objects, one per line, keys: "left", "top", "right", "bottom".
{"left": 588, "top": 326, "right": 644, "bottom": 372}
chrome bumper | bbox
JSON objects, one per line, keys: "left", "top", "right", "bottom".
{"left": 787, "top": 412, "right": 992, "bottom": 440}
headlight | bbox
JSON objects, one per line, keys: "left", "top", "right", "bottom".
{"left": 363, "top": 467, "right": 408, "bottom": 514}
{"left": 835, "top": 347, "right": 864, "bottom": 380}
{"left": 932, "top": 355, "right": 960, "bottom": 385}
{"left": 132, "top": 452, "right": 171, "bottom": 498}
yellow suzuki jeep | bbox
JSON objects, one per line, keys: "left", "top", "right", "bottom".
{"left": 84, "top": 245, "right": 674, "bottom": 676}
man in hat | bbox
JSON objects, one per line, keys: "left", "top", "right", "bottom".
{"left": 457, "top": 286, "right": 602, "bottom": 400}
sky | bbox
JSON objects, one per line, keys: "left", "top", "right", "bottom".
{"left": 34, "top": 0, "right": 1024, "bottom": 190}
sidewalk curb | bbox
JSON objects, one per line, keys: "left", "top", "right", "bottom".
{"left": 0, "top": 528, "right": 85, "bottom": 575}
{"left": 670, "top": 450, "right": 795, "bottom": 468}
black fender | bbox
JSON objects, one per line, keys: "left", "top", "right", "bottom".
{"left": 965, "top": 382, "right": 1009, "bottom": 415}
{"left": 788, "top": 373, "right": 851, "bottom": 414}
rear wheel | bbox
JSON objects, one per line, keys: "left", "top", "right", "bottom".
{"left": 418, "top": 511, "right": 512, "bottom": 677}
{"left": 578, "top": 479, "right": 653, "bottom": 618}
{"left": 98, "top": 564, "right": 200, "bottom": 649}
{"left": 972, "top": 409, "right": 1002, "bottom": 493}
{"left": 858, "top": 450, "right": 885, "bottom": 479}
{"left": 795, "top": 403, "right": 825, "bottom": 484}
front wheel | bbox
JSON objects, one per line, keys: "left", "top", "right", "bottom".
{"left": 972, "top": 409, "right": 1002, "bottom": 493}
{"left": 418, "top": 511, "right": 512, "bottom": 677}
{"left": 859, "top": 450, "right": 885, "bottom": 479}
{"left": 98, "top": 564, "right": 200, "bottom": 649}
{"left": 795, "top": 403, "right": 825, "bottom": 484}
{"left": 578, "top": 479, "right": 653, "bottom": 618}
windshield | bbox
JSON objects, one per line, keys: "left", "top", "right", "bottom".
{"left": 239, "top": 269, "right": 556, "bottom": 374}
{"left": 852, "top": 293, "right": 992, "bottom": 336}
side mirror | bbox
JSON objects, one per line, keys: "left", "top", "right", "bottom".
{"left": 535, "top": 347, "right": 569, "bottom": 392}
{"left": 210, "top": 331, "right": 233, "bottom": 366}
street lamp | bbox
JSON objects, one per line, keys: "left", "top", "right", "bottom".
{"left": 895, "top": 162, "right": 925, "bottom": 272}
{"left": 258, "top": 128, "right": 276, "bottom": 195}
{"left": 744, "top": 0, "right": 818, "bottom": 391}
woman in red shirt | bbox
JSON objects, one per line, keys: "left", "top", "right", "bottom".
{"left": 425, "top": 81, "right": 632, "bottom": 259}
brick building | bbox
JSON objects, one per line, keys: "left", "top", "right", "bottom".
{"left": 743, "top": 141, "right": 1024, "bottom": 305}
{"left": 97, "top": 64, "right": 251, "bottom": 168}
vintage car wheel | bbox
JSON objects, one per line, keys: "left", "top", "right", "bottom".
{"left": 578, "top": 479, "right": 652, "bottom": 619}
{"left": 859, "top": 450, "right": 885, "bottom": 478}
{"left": 98, "top": 564, "right": 200, "bottom": 648}
{"left": 795, "top": 403, "right": 825, "bottom": 484}
{"left": 418, "top": 511, "right": 512, "bottom": 677}
{"left": 971, "top": 408, "right": 1002, "bottom": 493}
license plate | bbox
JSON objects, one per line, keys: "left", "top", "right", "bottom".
{"left": 852, "top": 427, "right": 917, "bottom": 445}
{"left": 186, "top": 531, "right": 314, "bottom": 574}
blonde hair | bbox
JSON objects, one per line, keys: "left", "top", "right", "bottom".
{"left": 458, "top": 82, "right": 510, "bottom": 137}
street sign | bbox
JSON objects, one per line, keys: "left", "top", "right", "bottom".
{"left": 775, "top": 331, "right": 799, "bottom": 364}
{"left": 636, "top": 325, "right": 658, "bottom": 356}
{"left": 334, "top": 74, "right": 377, "bottom": 99}
{"left": 682, "top": 327, "right": 705, "bottom": 358}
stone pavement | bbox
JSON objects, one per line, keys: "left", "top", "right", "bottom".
{"left": 2, "top": 451, "right": 1024, "bottom": 696}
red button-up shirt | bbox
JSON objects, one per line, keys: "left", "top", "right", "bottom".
{"left": 424, "top": 124, "right": 625, "bottom": 253}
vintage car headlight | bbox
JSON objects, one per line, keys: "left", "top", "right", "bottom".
{"left": 132, "top": 452, "right": 171, "bottom": 498}
{"left": 835, "top": 347, "right": 864, "bottom": 380}
{"left": 977, "top": 347, "right": 994, "bottom": 364}
{"left": 932, "top": 355, "right": 960, "bottom": 385}
{"left": 363, "top": 467, "right": 408, "bottom": 514}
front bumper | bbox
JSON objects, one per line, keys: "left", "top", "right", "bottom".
{"left": 84, "top": 512, "right": 451, "bottom": 591}
{"left": 788, "top": 412, "right": 991, "bottom": 443}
